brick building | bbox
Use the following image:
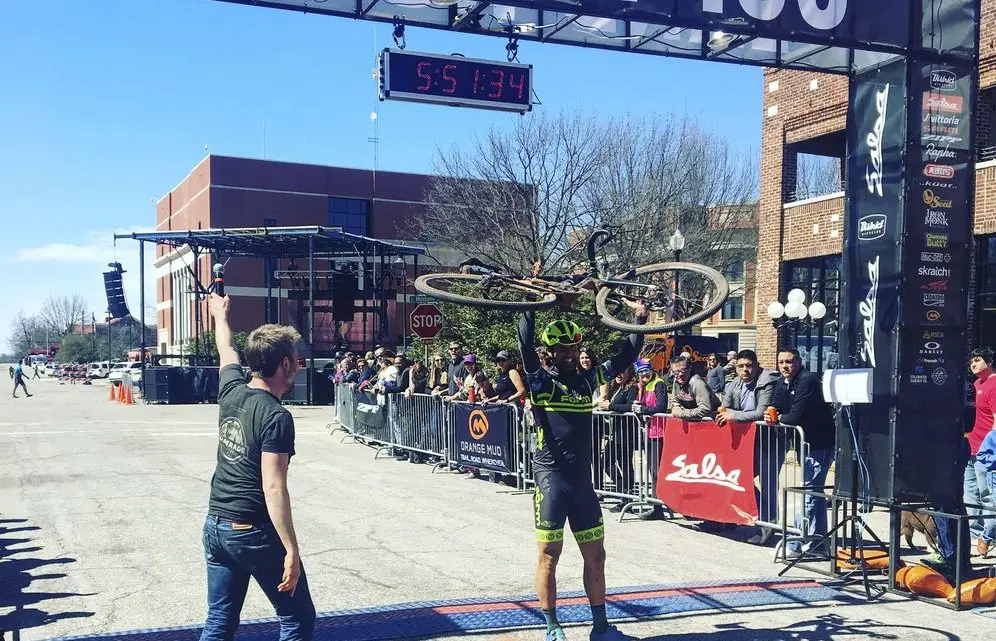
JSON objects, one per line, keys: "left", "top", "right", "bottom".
{"left": 757, "top": 3, "right": 996, "bottom": 372}
{"left": 154, "top": 155, "right": 458, "bottom": 356}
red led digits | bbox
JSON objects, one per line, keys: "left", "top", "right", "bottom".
{"left": 488, "top": 69, "right": 504, "bottom": 99}
{"left": 416, "top": 61, "right": 432, "bottom": 91}
{"left": 442, "top": 64, "right": 457, "bottom": 94}
{"left": 508, "top": 72, "right": 526, "bottom": 100}
{"left": 472, "top": 68, "right": 481, "bottom": 95}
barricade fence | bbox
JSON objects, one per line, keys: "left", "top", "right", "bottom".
{"left": 329, "top": 383, "right": 810, "bottom": 530}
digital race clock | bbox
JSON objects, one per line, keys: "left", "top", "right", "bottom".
{"left": 379, "top": 49, "right": 533, "bottom": 114}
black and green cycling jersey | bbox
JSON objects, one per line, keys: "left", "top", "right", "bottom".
{"left": 517, "top": 311, "right": 644, "bottom": 474}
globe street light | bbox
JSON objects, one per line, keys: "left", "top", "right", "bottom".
{"left": 767, "top": 288, "right": 827, "bottom": 329}
{"left": 668, "top": 229, "right": 686, "bottom": 317}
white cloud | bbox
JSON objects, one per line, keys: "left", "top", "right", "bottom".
{"left": 17, "top": 243, "right": 107, "bottom": 262}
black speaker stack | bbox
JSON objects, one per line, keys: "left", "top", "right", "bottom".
{"left": 103, "top": 262, "right": 131, "bottom": 319}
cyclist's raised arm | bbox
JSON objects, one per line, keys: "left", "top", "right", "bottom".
{"left": 605, "top": 301, "right": 648, "bottom": 378}
{"left": 518, "top": 311, "right": 541, "bottom": 375}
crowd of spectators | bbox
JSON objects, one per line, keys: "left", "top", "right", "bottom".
{"left": 331, "top": 342, "right": 836, "bottom": 553}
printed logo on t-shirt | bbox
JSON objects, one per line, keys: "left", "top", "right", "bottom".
{"left": 219, "top": 416, "right": 248, "bottom": 462}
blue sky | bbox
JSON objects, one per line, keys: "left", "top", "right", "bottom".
{"left": 0, "top": 0, "right": 762, "bottom": 353}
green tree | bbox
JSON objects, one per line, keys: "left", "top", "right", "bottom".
{"left": 55, "top": 334, "right": 99, "bottom": 364}
{"left": 185, "top": 330, "right": 249, "bottom": 364}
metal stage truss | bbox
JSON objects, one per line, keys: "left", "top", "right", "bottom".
{"left": 210, "top": 0, "right": 975, "bottom": 74}
{"left": 115, "top": 225, "right": 427, "bottom": 404}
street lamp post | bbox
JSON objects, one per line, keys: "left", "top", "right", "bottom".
{"left": 668, "top": 229, "right": 686, "bottom": 318}
{"left": 106, "top": 312, "right": 112, "bottom": 365}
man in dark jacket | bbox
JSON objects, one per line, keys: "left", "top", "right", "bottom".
{"left": 771, "top": 346, "right": 836, "bottom": 556}
{"left": 705, "top": 353, "right": 726, "bottom": 398}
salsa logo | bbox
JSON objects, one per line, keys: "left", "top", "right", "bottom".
{"left": 865, "top": 84, "right": 889, "bottom": 197}
{"left": 665, "top": 453, "right": 745, "bottom": 492}
{"left": 923, "top": 189, "right": 953, "bottom": 209}
{"left": 858, "top": 214, "right": 886, "bottom": 240}
{"left": 930, "top": 70, "right": 957, "bottom": 92}
{"left": 923, "top": 92, "right": 963, "bottom": 113}
{"left": 702, "top": 0, "right": 848, "bottom": 30}
{"left": 859, "top": 256, "right": 879, "bottom": 368}
{"left": 468, "top": 409, "right": 489, "bottom": 440}
{"left": 924, "top": 164, "right": 955, "bottom": 179}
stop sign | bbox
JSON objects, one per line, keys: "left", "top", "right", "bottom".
{"left": 409, "top": 304, "right": 444, "bottom": 340}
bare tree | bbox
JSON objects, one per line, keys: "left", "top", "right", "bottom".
{"left": 583, "top": 114, "right": 759, "bottom": 308}
{"left": 9, "top": 311, "right": 44, "bottom": 356}
{"left": 412, "top": 111, "right": 608, "bottom": 275}
{"left": 38, "top": 294, "right": 89, "bottom": 336}
{"left": 794, "top": 153, "right": 842, "bottom": 201}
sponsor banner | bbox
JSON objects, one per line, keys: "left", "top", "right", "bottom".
{"left": 656, "top": 417, "right": 757, "bottom": 525}
{"left": 452, "top": 403, "right": 513, "bottom": 473}
{"left": 840, "top": 60, "right": 905, "bottom": 395}
{"left": 898, "top": 328, "right": 963, "bottom": 411}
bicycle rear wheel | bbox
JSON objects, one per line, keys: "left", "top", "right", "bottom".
{"left": 594, "top": 262, "right": 729, "bottom": 334}
{"left": 414, "top": 273, "right": 559, "bottom": 311}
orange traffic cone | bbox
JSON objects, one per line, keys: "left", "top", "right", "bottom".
{"left": 123, "top": 385, "right": 134, "bottom": 405}
{"left": 109, "top": 383, "right": 117, "bottom": 402}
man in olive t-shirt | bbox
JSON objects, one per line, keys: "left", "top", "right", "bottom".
{"left": 199, "top": 294, "right": 316, "bottom": 641}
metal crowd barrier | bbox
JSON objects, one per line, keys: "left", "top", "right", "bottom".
{"left": 592, "top": 411, "right": 660, "bottom": 519}
{"left": 376, "top": 393, "right": 448, "bottom": 461}
{"left": 755, "top": 421, "right": 809, "bottom": 559}
{"left": 329, "top": 389, "right": 816, "bottom": 539}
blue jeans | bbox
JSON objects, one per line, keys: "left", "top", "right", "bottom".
{"left": 786, "top": 447, "right": 833, "bottom": 553}
{"left": 199, "top": 515, "right": 316, "bottom": 641}
{"left": 963, "top": 457, "right": 996, "bottom": 542}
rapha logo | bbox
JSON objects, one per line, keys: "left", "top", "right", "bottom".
{"left": 865, "top": 84, "right": 889, "bottom": 197}
{"left": 665, "top": 453, "right": 745, "bottom": 492}
{"left": 858, "top": 214, "right": 886, "bottom": 240}
{"left": 859, "top": 256, "right": 880, "bottom": 368}
{"left": 931, "top": 70, "right": 957, "bottom": 92}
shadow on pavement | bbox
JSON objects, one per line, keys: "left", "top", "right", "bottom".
{"left": 0, "top": 517, "right": 95, "bottom": 639}
{"left": 639, "top": 612, "right": 961, "bottom": 641}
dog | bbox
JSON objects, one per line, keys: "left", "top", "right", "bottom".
{"left": 900, "top": 511, "right": 939, "bottom": 553}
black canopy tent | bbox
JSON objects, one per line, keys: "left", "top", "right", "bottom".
{"left": 115, "top": 225, "right": 427, "bottom": 404}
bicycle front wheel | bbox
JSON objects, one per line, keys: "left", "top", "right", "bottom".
{"left": 414, "top": 273, "right": 559, "bottom": 311}
{"left": 594, "top": 262, "right": 729, "bottom": 333}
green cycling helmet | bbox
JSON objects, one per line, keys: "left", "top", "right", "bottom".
{"left": 541, "top": 320, "right": 583, "bottom": 347}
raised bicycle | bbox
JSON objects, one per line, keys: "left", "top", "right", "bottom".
{"left": 413, "top": 229, "right": 730, "bottom": 334}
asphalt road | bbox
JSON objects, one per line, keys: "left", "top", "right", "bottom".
{"left": 0, "top": 376, "right": 992, "bottom": 640}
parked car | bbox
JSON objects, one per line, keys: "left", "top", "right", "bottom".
{"left": 107, "top": 362, "right": 130, "bottom": 383}
{"left": 88, "top": 361, "right": 111, "bottom": 379}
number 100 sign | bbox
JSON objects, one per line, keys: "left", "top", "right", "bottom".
{"left": 379, "top": 48, "right": 533, "bottom": 114}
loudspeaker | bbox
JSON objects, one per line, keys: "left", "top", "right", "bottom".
{"left": 143, "top": 367, "right": 171, "bottom": 404}
{"left": 835, "top": 409, "right": 964, "bottom": 505}
{"left": 332, "top": 273, "right": 358, "bottom": 318}
{"left": 103, "top": 263, "right": 130, "bottom": 319}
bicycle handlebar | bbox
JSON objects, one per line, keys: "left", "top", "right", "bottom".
{"left": 586, "top": 229, "right": 612, "bottom": 276}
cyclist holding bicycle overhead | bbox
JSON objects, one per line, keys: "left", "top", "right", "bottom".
{"left": 518, "top": 301, "right": 647, "bottom": 641}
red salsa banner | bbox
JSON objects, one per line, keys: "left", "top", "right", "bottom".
{"left": 656, "top": 417, "right": 758, "bottom": 524}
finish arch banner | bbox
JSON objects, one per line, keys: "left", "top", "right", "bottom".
{"left": 452, "top": 403, "right": 514, "bottom": 473}
{"left": 656, "top": 418, "right": 758, "bottom": 524}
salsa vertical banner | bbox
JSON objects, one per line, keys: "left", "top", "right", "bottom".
{"left": 836, "top": 60, "right": 907, "bottom": 502}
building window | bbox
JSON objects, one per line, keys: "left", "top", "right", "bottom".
{"left": 724, "top": 261, "right": 745, "bottom": 281}
{"left": 721, "top": 295, "right": 744, "bottom": 320}
{"left": 328, "top": 198, "right": 368, "bottom": 236}
{"left": 977, "top": 236, "right": 996, "bottom": 348}
{"left": 781, "top": 255, "right": 841, "bottom": 374}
